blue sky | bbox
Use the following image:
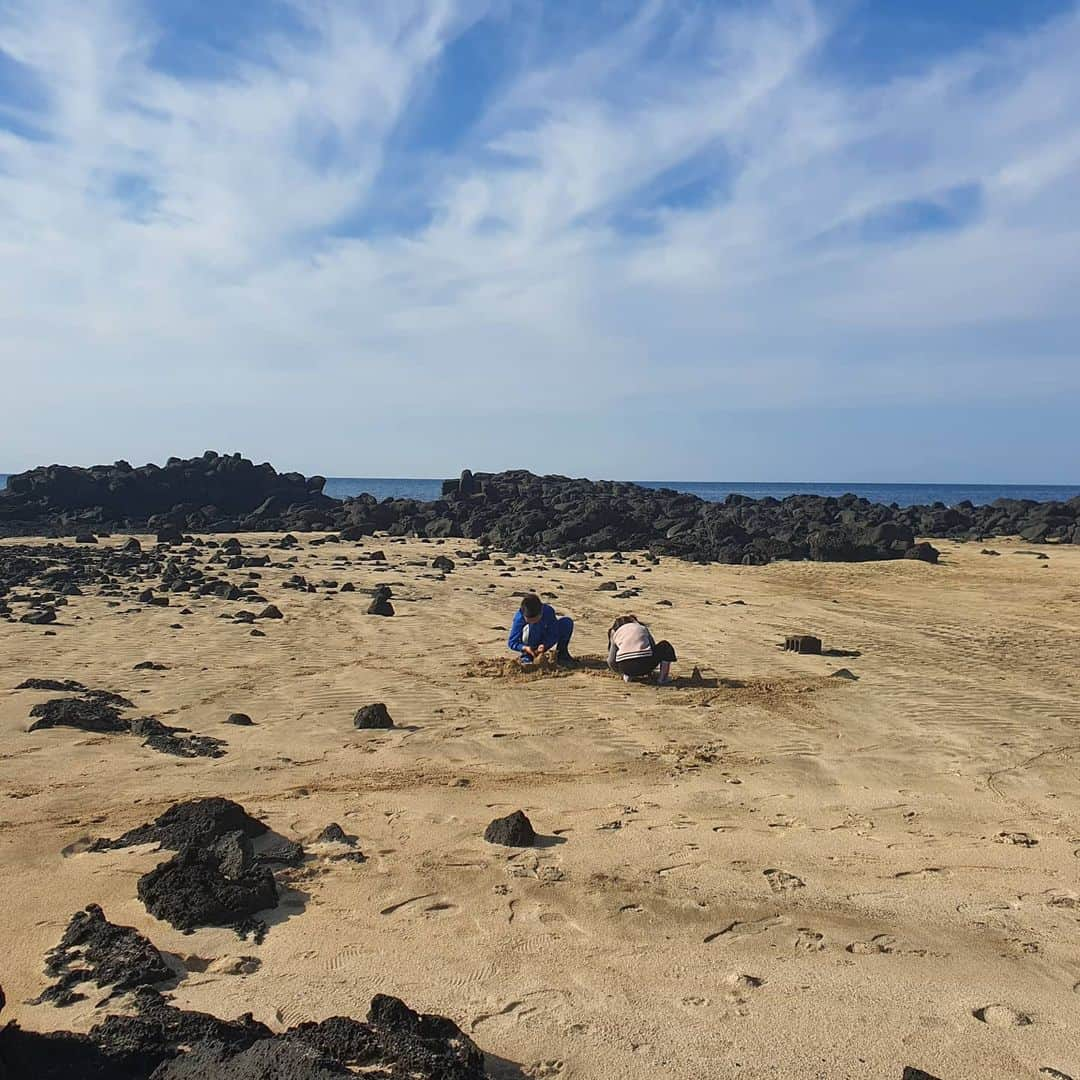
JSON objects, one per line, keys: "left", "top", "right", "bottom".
{"left": 1, "top": 0, "right": 1078, "bottom": 481}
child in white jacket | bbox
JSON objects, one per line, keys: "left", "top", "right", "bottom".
{"left": 607, "top": 615, "right": 677, "bottom": 684}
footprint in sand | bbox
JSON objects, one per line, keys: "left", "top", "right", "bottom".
{"left": 794, "top": 928, "right": 825, "bottom": 952}
{"left": 994, "top": 831, "right": 1037, "bottom": 847}
{"left": 1043, "top": 890, "right": 1079, "bottom": 910}
{"left": 846, "top": 934, "right": 896, "bottom": 955}
{"left": 274, "top": 1001, "right": 314, "bottom": 1027}
{"left": 723, "top": 972, "right": 764, "bottom": 1015}
{"left": 972, "top": 1004, "right": 1032, "bottom": 1027}
{"left": 764, "top": 868, "right": 805, "bottom": 893}
{"left": 526, "top": 1062, "right": 565, "bottom": 1078}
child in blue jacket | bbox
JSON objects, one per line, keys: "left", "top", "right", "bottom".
{"left": 508, "top": 593, "right": 575, "bottom": 665}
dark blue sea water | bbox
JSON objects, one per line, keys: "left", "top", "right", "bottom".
{"left": 322, "top": 478, "right": 1080, "bottom": 506}
{"left": 4, "top": 473, "right": 1074, "bottom": 507}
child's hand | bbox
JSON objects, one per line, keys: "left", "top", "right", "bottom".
{"left": 522, "top": 646, "right": 536, "bottom": 659}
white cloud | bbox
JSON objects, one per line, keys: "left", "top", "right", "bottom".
{"left": 0, "top": 0, "right": 1078, "bottom": 476}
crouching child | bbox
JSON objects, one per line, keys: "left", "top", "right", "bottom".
{"left": 508, "top": 593, "right": 575, "bottom": 666}
{"left": 607, "top": 615, "right": 676, "bottom": 684}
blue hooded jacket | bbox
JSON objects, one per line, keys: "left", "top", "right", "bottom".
{"left": 507, "top": 604, "right": 559, "bottom": 653}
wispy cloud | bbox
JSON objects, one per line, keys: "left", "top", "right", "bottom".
{"left": 0, "top": 0, "right": 1078, "bottom": 478}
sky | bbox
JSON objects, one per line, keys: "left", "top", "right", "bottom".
{"left": 1, "top": 0, "right": 1078, "bottom": 482}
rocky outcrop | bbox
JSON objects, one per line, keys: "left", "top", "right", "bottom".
{"left": 0, "top": 451, "right": 334, "bottom": 536}
{"left": 3, "top": 454, "right": 1077, "bottom": 565}
{"left": 31, "top": 905, "right": 173, "bottom": 1007}
{"left": 0, "top": 983, "right": 488, "bottom": 1079}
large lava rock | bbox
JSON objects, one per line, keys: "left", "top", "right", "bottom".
{"left": 0, "top": 978, "right": 488, "bottom": 1080}
{"left": 90, "top": 798, "right": 269, "bottom": 853}
{"left": 136, "top": 839, "right": 278, "bottom": 935}
{"left": 483, "top": 810, "right": 537, "bottom": 847}
{"left": 32, "top": 904, "right": 173, "bottom": 1006}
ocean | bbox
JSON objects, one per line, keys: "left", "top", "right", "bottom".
{"left": 2, "top": 474, "right": 1077, "bottom": 507}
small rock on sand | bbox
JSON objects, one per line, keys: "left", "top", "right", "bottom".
{"left": 354, "top": 703, "right": 394, "bottom": 729}
{"left": 484, "top": 810, "right": 537, "bottom": 847}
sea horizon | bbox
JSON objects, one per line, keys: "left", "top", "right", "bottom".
{"left": 2, "top": 472, "right": 1078, "bottom": 509}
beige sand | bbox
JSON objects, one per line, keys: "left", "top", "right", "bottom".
{"left": 1, "top": 534, "right": 1079, "bottom": 1079}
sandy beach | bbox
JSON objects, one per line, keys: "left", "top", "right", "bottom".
{"left": 2, "top": 533, "right": 1078, "bottom": 1079}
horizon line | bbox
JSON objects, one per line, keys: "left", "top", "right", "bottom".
{"left": 2, "top": 469, "right": 1078, "bottom": 490}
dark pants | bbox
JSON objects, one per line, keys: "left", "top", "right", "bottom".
{"left": 614, "top": 640, "right": 676, "bottom": 678}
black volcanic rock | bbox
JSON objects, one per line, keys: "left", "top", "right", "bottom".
{"left": 26, "top": 692, "right": 223, "bottom": 757}
{"left": 366, "top": 586, "right": 394, "bottom": 616}
{"left": 0, "top": 980, "right": 488, "bottom": 1080}
{"left": 136, "top": 843, "right": 278, "bottom": 936}
{"left": 3, "top": 456, "right": 1079, "bottom": 566}
{"left": 28, "top": 697, "right": 128, "bottom": 733}
{"left": 316, "top": 823, "right": 351, "bottom": 844}
{"left": 128, "top": 717, "right": 227, "bottom": 759}
{"left": 904, "top": 541, "right": 940, "bottom": 564}
{"left": 16, "top": 677, "right": 87, "bottom": 692}
{"left": 0, "top": 451, "right": 334, "bottom": 537}
{"left": 483, "top": 810, "right": 537, "bottom": 847}
{"left": 21, "top": 608, "right": 57, "bottom": 624}
{"left": 354, "top": 703, "right": 394, "bottom": 729}
{"left": 33, "top": 904, "right": 173, "bottom": 1007}
{"left": 90, "top": 797, "right": 268, "bottom": 853}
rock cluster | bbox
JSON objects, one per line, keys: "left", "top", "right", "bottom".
{"left": 1, "top": 981, "right": 488, "bottom": 1079}
{"left": 348, "top": 471, "right": 1079, "bottom": 562}
{"left": 22, "top": 688, "right": 226, "bottom": 759}
{"left": 0, "top": 451, "right": 333, "bottom": 536}
{"left": 89, "top": 799, "right": 285, "bottom": 941}
{"left": 0, "top": 536, "right": 280, "bottom": 631}
{"left": 3, "top": 454, "right": 1078, "bottom": 564}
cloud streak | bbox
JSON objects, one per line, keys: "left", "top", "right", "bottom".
{"left": 0, "top": 0, "right": 1078, "bottom": 478}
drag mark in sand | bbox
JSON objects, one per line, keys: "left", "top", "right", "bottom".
{"left": 379, "top": 892, "right": 437, "bottom": 916}
{"left": 985, "top": 744, "right": 1080, "bottom": 800}
{"left": 704, "top": 914, "right": 785, "bottom": 943}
